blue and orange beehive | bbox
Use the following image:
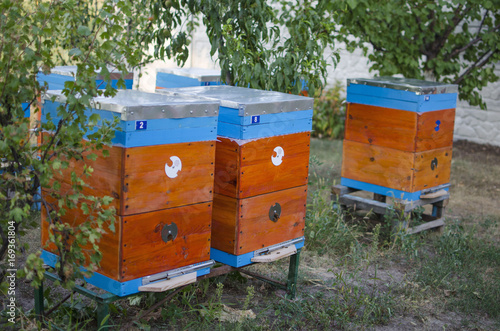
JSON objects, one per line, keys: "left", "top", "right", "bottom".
{"left": 342, "top": 77, "right": 458, "bottom": 201}
{"left": 40, "top": 90, "right": 219, "bottom": 296}
{"left": 158, "top": 86, "right": 313, "bottom": 267}
{"left": 156, "top": 67, "right": 221, "bottom": 89}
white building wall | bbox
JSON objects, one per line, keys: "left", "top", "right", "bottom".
{"left": 135, "top": 26, "right": 500, "bottom": 147}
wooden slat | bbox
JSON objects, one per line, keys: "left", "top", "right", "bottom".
{"left": 345, "top": 103, "right": 418, "bottom": 151}
{"left": 236, "top": 186, "right": 307, "bottom": 255}
{"left": 123, "top": 141, "right": 215, "bottom": 215}
{"left": 408, "top": 218, "right": 445, "bottom": 234}
{"left": 211, "top": 194, "right": 240, "bottom": 254}
{"left": 338, "top": 194, "right": 390, "bottom": 214}
{"left": 412, "top": 147, "right": 453, "bottom": 192}
{"left": 251, "top": 245, "right": 297, "bottom": 263}
{"left": 341, "top": 140, "right": 414, "bottom": 192}
{"left": 138, "top": 273, "right": 197, "bottom": 292}
{"left": 331, "top": 185, "right": 359, "bottom": 197}
{"left": 121, "top": 202, "right": 212, "bottom": 281}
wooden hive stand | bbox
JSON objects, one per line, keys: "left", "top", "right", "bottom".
{"left": 332, "top": 184, "right": 449, "bottom": 234}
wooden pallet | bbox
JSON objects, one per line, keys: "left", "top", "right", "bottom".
{"left": 332, "top": 184, "right": 449, "bottom": 234}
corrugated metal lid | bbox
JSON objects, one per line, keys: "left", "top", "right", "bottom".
{"left": 347, "top": 77, "right": 458, "bottom": 95}
{"left": 42, "top": 90, "right": 219, "bottom": 121}
{"left": 157, "top": 86, "right": 313, "bottom": 116}
{"left": 156, "top": 67, "right": 221, "bottom": 82}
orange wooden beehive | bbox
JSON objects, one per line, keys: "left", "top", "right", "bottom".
{"left": 341, "top": 77, "right": 458, "bottom": 200}
{"left": 157, "top": 86, "right": 313, "bottom": 267}
{"left": 40, "top": 90, "right": 219, "bottom": 296}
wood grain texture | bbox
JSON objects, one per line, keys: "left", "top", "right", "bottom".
{"left": 40, "top": 190, "right": 121, "bottom": 280}
{"left": 43, "top": 134, "right": 216, "bottom": 216}
{"left": 415, "top": 108, "right": 455, "bottom": 151}
{"left": 342, "top": 140, "right": 452, "bottom": 193}
{"left": 345, "top": 103, "right": 417, "bottom": 151}
{"left": 123, "top": 141, "right": 215, "bottom": 215}
{"left": 237, "top": 186, "right": 307, "bottom": 255}
{"left": 342, "top": 140, "right": 414, "bottom": 192}
{"left": 412, "top": 147, "right": 452, "bottom": 192}
{"left": 121, "top": 202, "right": 212, "bottom": 281}
{"left": 345, "top": 103, "right": 455, "bottom": 152}
{"left": 212, "top": 186, "right": 307, "bottom": 255}
{"left": 211, "top": 194, "right": 239, "bottom": 253}
{"left": 214, "top": 132, "right": 310, "bottom": 199}
{"left": 213, "top": 138, "right": 240, "bottom": 197}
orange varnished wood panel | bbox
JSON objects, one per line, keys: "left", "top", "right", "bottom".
{"left": 342, "top": 140, "right": 415, "bottom": 192}
{"left": 214, "top": 139, "right": 240, "bottom": 197}
{"left": 211, "top": 186, "right": 307, "bottom": 255}
{"left": 211, "top": 194, "right": 239, "bottom": 253}
{"left": 342, "top": 140, "right": 453, "bottom": 194}
{"left": 41, "top": 190, "right": 121, "bottom": 280}
{"left": 415, "top": 108, "right": 455, "bottom": 152}
{"left": 214, "top": 132, "right": 310, "bottom": 199}
{"left": 345, "top": 103, "right": 455, "bottom": 152}
{"left": 43, "top": 133, "right": 216, "bottom": 215}
{"left": 412, "top": 147, "right": 453, "bottom": 192}
{"left": 237, "top": 186, "right": 307, "bottom": 255}
{"left": 345, "top": 103, "right": 417, "bottom": 151}
{"left": 123, "top": 141, "right": 215, "bottom": 215}
{"left": 121, "top": 202, "right": 212, "bottom": 281}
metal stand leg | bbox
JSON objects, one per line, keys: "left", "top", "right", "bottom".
{"left": 34, "top": 282, "right": 44, "bottom": 322}
{"left": 97, "top": 301, "right": 110, "bottom": 330}
{"left": 286, "top": 249, "right": 301, "bottom": 300}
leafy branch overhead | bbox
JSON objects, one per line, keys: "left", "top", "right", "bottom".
{"left": 149, "top": 0, "right": 339, "bottom": 96}
{"left": 328, "top": 0, "right": 500, "bottom": 109}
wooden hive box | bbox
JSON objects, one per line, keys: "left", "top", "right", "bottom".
{"left": 40, "top": 90, "right": 219, "bottom": 296}
{"left": 156, "top": 67, "right": 221, "bottom": 89}
{"left": 158, "top": 86, "right": 312, "bottom": 267}
{"left": 342, "top": 77, "right": 458, "bottom": 200}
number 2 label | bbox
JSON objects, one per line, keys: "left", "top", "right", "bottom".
{"left": 135, "top": 120, "right": 147, "bottom": 130}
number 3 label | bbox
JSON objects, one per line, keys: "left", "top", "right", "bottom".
{"left": 135, "top": 120, "right": 147, "bottom": 130}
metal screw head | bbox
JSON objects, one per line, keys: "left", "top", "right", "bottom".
{"left": 162, "top": 109, "right": 165, "bottom": 113}
{"left": 130, "top": 111, "right": 134, "bottom": 115}
{"left": 205, "top": 109, "right": 208, "bottom": 113}
{"left": 190, "top": 110, "right": 193, "bottom": 114}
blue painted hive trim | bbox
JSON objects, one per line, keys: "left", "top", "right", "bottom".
{"left": 41, "top": 250, "right": 212, "bottom": 297}
{"left": 210, "top": 239, "right": 304, "bottom": 268}
{"left": 42, "top": 101, "right": 218, "bottom": 147}
{"left": 22, "top": 102, "right": 30, "bottom": 118}
{"left": 346, "top": 84, "right": 457, "bottom": 112}
{"left": 217, "top": 107, "right": 313, "bottom": 139}
{"left": 156, "top": 72, "right": 221, "bottom": 89}
{"left": 340, "top": 177, "right": 450, "bottom": 201}
{"left": 37, "top": 73, "right": 133, "bottom": 90}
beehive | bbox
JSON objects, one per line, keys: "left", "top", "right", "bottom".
{"left": 342, "top": 77, "right": 458, "bottom": 200}
{"left": 37, "top": 66, "right": 134, "bottom": 90}
{"left": 156, "top": 67, "right": 221, "bottom": 89}
{"left": 158, "top": 86, "right": 312, "bottom": 267}
{"left": 40, "top": 90, "right": 219, "bottom": 296}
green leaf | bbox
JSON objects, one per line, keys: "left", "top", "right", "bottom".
{"left": 77, "top": 25, "right": 91, "bottom": 37}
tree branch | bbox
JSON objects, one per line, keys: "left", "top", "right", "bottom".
{"left": 444, "top": 22, "right": 500, "bottom": 61}
{"left": 454, "top": 49, "right": 498, "bottom": 85}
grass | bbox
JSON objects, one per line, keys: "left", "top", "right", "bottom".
{"left": 13, "top": 138, "right": 500, "bottom": 330}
